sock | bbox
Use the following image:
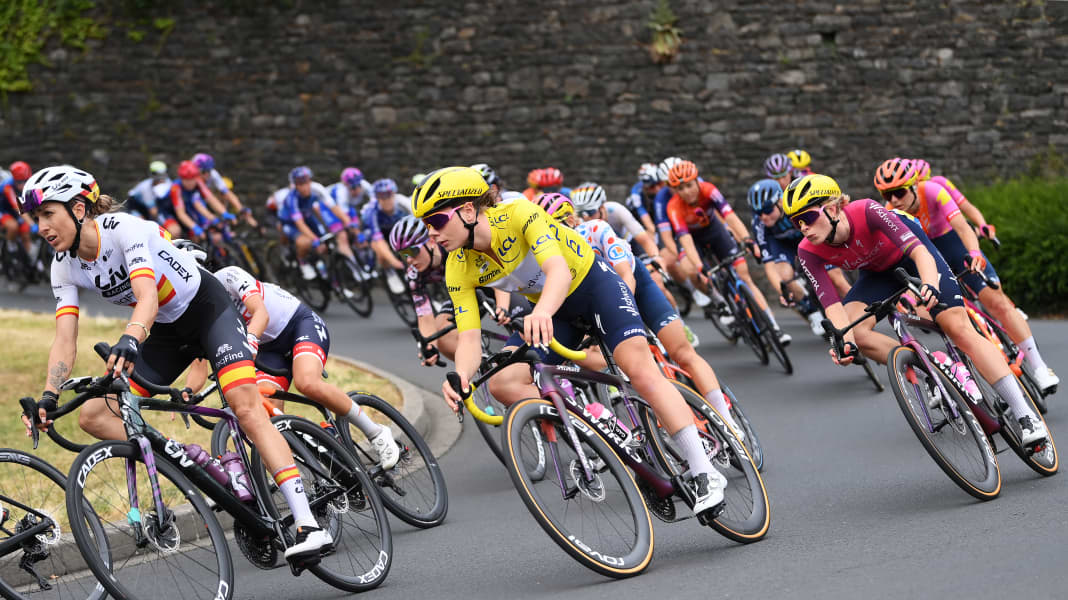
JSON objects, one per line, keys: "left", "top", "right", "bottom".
{"left": 273, "top": 465, "right": 317, "bottom": 528}
{"left": 992, "top": 375, "right": 1036, "bottom": 421}
{"left": 670, "top": 424, "right": 716, "bottom": 476}
{"left": 764, "top": 308, "right": 780, "bottom": 329}
{"left": 1018, "top": 336, "right": 1049, "bottom": 374}
{"left": 345, "top": 401, "right": 383, "bottom": 438}
{"left": 703, "top": 389, "right": 739, "bottom": 431}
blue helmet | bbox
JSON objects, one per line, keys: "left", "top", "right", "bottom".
{"left": 341, "top": 167, "right": 363, "bottom": 188}
{"left": 747, "top": 179, "right": 783, "bottom": 214}
{"left": 192, "top": 153, "right": 215, "bottom": 173}
{"left": 289, "top": 166, "right": 312, "bottom": 184}
{"left": 373, "top": 178, "right": 398, "bottom": 196}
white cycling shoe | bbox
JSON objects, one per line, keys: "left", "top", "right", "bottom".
{"left": 284, "top": 525, "right": 333, "bottom": 562}
{"left": 1019, "top": 415, "right": 1049, "bottom": 446}
{"left": 1028, "top": 366, "right": 1060, "bottom": 396}
{"left": 808, "top": 312, "right": 826, "bottom": 337}
{"left": 690, "top": 469, "right": 727, "bottom": 515}
{"left": 370, "top": 427, "right": 401, "bottom": 470}
{"left": 692, "top": 289, "right": 712, "bottom": 308}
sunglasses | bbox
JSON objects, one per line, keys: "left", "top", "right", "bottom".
{"left": 422, "top": 204, "right": 463, "bottom": 231}
{"left": 758, "top": 203, "right": 779, "bottom": 216}
{"left": 790, "top": 206, "right": 824, "bottom": 229}
{"left": 395, "top": 245, "right": 423, "bottom": 260}
{"left": 881, "top": 187, "right": 910, "bottom": 201}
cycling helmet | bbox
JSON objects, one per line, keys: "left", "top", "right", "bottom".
{"left": 149, "top": 161, "right": 168, "bottom": 177}
{"left": 535, "top": 192, "right": 574, "bottom": 222}
{"left": 787, "top": 149, "right": 812, "bottom": 169}
{"left": 536, "top": 168, "right": 563, "bottom": 188}
{"left": 911, "top": 158, "right": 932, "bottom": 181}
{"left": 172, "top": 239, "right": 208, "bottom": 267}
{"left": 781, "top": 174, "right": 841, "bottom": 217}
{"left": 19, "top": 165, "right": 100, "bottom": 215}
{"left": 764, "top": 153, "right": 792, "bottom": 178}
{"left": 470, "top": 163, "right": 500, "bottom": 187}
{"left": 527, "top": 169, "right": 542, "bottom": 187}
{"left": 178, "top": 160, "right": 201, "bottom": 179}
{"left": 656, "top": 156, "right": 682, "bottom": 183}
{"left": 192, "top": 153, "right": 215, "bottom": 173}
{"left": 389, "top": 215, "right": 429, "bottom": 252}
{"left": 289, "top": 166, "right": 312, "bottom": 184}
{"left": 667, "top": 160, "right": 699, "bottom": 187}
{"left": 570, "top": 184, "right": 606, "bottom": 215}
{"left": 411, "top": 173, "right": 427, "bottom": 187}
{"left": 373, "top": 178, "right": 398, "bottom": 196}
{"left": 638, "top": 163, "right": 659, "bottom": 185}
{"left": 9, "top": 161, "right": 32, "bottom": 182}
{"left": 747, "top": 179, "right": 783, "bottom": 214}
{"left": 341, "top": 167, "right": 363, "bottom": 188}
{"left": 873, "top": 158, "right": 917, "bottom": 191}
{"left": 411, "top": 166, "right": 489, "bottom": 218}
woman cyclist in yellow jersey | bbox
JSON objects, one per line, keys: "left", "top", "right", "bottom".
{"left": 413, "top": 166, "right": 728, "bottom": 515}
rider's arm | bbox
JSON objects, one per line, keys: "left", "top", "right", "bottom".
{"left": 292, "top": 213, "right": 319, "bottom": 240}
{"left": 639, "top": 213, "right": 656, "bottom": 236}
{"left": 171, "top": 187, "right": 199, "bottom": 231}
{"left": 906, "top": 244, "right": 941, "bottom": 292}
{"left": 242, "top": 293, "right": 270, "bottom": 339}
{"left": 197, "top": 180, "right": 226, "bottom": 215}
{"left": 633, "top": 231, "right": 659, "bottom": 258}
{"left": 191, "top": 197, "right": 217, "bottom": 221}
{"left": 763, "top": 262, "right": 785, "bottom": 296}
{"left": 724, "top": 212, "right": 751, "bottom": 245}
{"left": 948, "top": 211, "right": 981, "bottom": 257}
{"left": 45, "top": 313, "right": 79, "bottom": 395}
{"left": 329, "top": 203, "right": 351, "bottom": 227}
{"left": 185, "top": 359, "right": 210, "bottom": 394}
{"left": 531, "top": 255, "right": 572, "bottom": 319}
{"left": 614, "top": 262, "right": 636, "bottom": 293}
{"left": 678, "top": 233, "right": 703, "bottom": 272}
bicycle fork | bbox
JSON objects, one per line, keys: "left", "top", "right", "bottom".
{"left": 127, "top": 436, "right": 177, "bottom": 551}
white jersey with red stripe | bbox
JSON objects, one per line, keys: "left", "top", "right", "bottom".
{"left": 52, "top": 212, "right": 201, "bottom": 323}
{"left": 212, "top": 266, "right": 301, "bottom": 342}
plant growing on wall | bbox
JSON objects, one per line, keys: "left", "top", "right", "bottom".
{"left": 0, "top": 0, "right": 102, "bottom": 94}
{"left": 646, "top": 0, "right": 682, "bottom": 64}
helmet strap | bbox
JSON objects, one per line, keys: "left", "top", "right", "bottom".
{"left": 826, "top": 204, "right": 842, "bottom": 244}
{"left": 65, "top": 202, "right": 85, "bottom": 258}
{"left": 457, "top": 210, "right": 478, "bottom": 250}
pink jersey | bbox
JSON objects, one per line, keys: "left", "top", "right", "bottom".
{"left": 929, "top": 175, "right": 969, "bottom": 208}
{"left": 885, "top": 180, "right": 960, "bottom": 239}
{"left": 797, "top": 199, "right": 922, "bottom": 308}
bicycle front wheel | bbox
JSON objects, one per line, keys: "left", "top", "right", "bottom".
{"left": 502, "top": 398, "right": 654, "bottom": 579}
{"left": 66, "top": 440, "right": 233, "bottom": 600}
{"left": 0, "top": 449, "right": 107, "bottom": 600}
{"left": 887, "top": 346, "right": 1001, "bottom": 500}
{"left": 745, "top": 287, "right": 792, "bottom": 374}
{"left": 729, "top": 286, "right": 768, "bottom": 364}
{"left": 332, "top": 256, "right": 373, "bottom": 318}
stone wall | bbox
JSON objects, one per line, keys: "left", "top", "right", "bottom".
{"left": 2, "top": 0, "right": 1065, "bottom": 208}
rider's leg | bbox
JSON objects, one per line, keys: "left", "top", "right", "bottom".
{"left": 847, "top": 300, "right": 898, "bottom": 364}
{"left": 975, "top": 284, "right": 1055, "bottom": 384}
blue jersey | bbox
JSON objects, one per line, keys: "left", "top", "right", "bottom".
{"left": 361, "top": 200, "right": 410, "bottom": 241}
{"left": 280, "top": 187, "right": 330, "bottom": 225}
{"left": 625, "top": 182, "right": 652, "bottom": 219}
{"left": 173, "top": 182, "right": 213, "bottom": 228}
{"left": 0, "top": 177, "right": 21, "bottom": 217}
{"left": 752, "top": 212, "right": 803, "bottom": 264}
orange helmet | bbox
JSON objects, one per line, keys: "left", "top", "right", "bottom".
{"left": 527, "top": 169, "right": 542, "bottom": 187}
{"left": 667, "top": 160, "right": 698, "bottom": 187}
{"left": 536, "top": 167, "right": 563, "bottom": 187}
{"left": 873, "top": 158, "right": 917, "bottom": 191}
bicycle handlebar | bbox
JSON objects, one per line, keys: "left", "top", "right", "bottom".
{"left": 954, "top": 259, "right": 1000, "bottom": 291}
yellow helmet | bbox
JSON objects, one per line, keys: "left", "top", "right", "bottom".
{"left": 411, "top": 166, "right": 489, "bottom": 218}
{"left": 781, "top": 174, "right": 841, "bottom": 217}
{"left": 787, "top": 149, "right": 812, "bottom": 169}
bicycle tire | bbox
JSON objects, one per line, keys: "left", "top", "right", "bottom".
{"left": 66, "top": 440, "right": 234, "bottom": 600}
{"left": 339, "top": 393, "right": 448, "bottom": 528}
{"left": 502, "top": 397, "right": 654, "bottom": 578}
{"left": 728, "top": 285, "right": 768, "bottom": 364}
{"left": 263, "top": 416, "right": 392, "bottom": 592}
{"left": 663, "top": 278, "right": 692, "bottom": 318}
{"left": 886, "top": 346, "right": 1001, "bottom": 500}
{"left": 672, "top": 375, "right": 764, "bottom": 472}
{"left": 959, "top": 356, "right": 1058, "bottom": 477}
{"left": 639, "top": 381, "right": 770, "bottom": 542}
{"left": 472, "top": 382, "right": 508, "bottom": 466}
{"left": 331, "top": 255, "right": 373, "bottom": 318}
{"left": 743, "top": 285, "right": 793, "bottom": 374}
{"left": 384, "top": 270, "right": 418, "bottom": 327}
{"left": 0, "top": 449, "right": 108, "bottom": 600}
{"left": 860, "top": 357, "right": 885, "bottom": 393}
{"left": 991, "top": 325, "right": 1049, "bottom": 415}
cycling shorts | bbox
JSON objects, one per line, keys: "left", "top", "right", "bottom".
{"left": 843, "top": 217, "right": 964, "bottom": 318}
{"left": 131, "top": 268, "right": 256, "bottom": 397}
{"left": 633, "top": 263, "right": 678, "bottom": 334}
{"left": 255, "top": 304, "right": 330, "bottom": 391}
{"left": 282, "top": 218, "right": 326, "bottom": 241}
{"left": 690, "top": 225, "right": 741, "bottom": 266}
{"left": 762, "top": 233, "right": 801, "bottom": 265}
{"left": 930, "top": 229, "right": 1000, "bottom": 294}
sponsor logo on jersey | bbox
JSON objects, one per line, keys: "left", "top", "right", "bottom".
{"left": 156, "top": 249, "right": 194, "bottom": 282}
{"left": 216, "top": 343, "right": 233, "bottom": 357}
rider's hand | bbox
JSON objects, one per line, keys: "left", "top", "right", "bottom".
{"left": 421, "top": 344, "right": 441, "bottom": 367}
{"left": 830, "top": 341, "right": 858, "bottom": 366}
{"left": 980, "top": 224, "right": 996, "bottom": 239}
{"left": 441, "top": 373, "right": 468, "bottom": 413}
{"left": 494, "top": 305, "right": 511, "bottom": 326}
{"left": 524, "top": 309, "right": 554, "bottom": 349}
{"left": 919, "top": 283, "right": 940, "bottom": 310}
{"left": 192, "top": 225, "right": 204, "bottom": 238}
{"left": 106, "top": 334, "right": 140, "bottom": 376}
{"left": 779, "top": 293, "right": 794, "bottom": 308}
{"left": 22, "top": 391, "right": 56, "bottom": 436}
{"left": 743, "top": 237, "right": 761, "bottom": 260}
{"left": 966, "top": 250, "right": 986, "bottom": 273}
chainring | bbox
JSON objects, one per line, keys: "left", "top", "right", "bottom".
{"left": 234, "top": 521, "right": 278, "bottom": 570}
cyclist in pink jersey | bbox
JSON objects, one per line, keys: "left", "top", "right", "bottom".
{"left": 911, "top": 158, "right": 995, "bottom": 240}
{"left": 877, "top": 158, "right": 1058, "bottom": 394}
{"left": 786, "top": 173, "right": 1047, "bottom": 446}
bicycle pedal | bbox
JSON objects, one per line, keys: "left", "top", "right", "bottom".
{"left": 696, "top": 501, "right": 726, "bottom": 526}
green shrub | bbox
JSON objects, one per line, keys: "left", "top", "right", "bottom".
{"left": 964, "top": 175, "right": 1068, "bottom": 316}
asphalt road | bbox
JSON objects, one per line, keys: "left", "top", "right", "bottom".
{"left": 3, "top": 282, "right": 1067, "bottom": 600}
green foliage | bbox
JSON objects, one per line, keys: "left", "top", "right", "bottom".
{"left": 646, "top": 0, "right": 682, "bottom": 64}
{"left": 965, "top": 168, "right": 1068, "bottom": 315}
{"left": 0, "top": 0, "right": 102, "bottom": 93}
{"left": 394, "top": 27, "right": 438, "bottom": 69}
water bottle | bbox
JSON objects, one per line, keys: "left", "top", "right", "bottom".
{"left": 585, "top": 402, "right": 634, "bottom": 447}
{"left": 219, "top": 452, "right": 254, "bottom": 502}
{"left": 931, "top": 351, "right": 981, "bottom": 402}
{"left": 315, "top": 260, "right": 329, "bottom": 279}
{"left": 184, "top": 444, "right": 229, "bottom": 487}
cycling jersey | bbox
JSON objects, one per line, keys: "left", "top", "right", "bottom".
{"left": 625, "top": 182, "right": 652, "bottom": 220}
{"left": 0, "top": 177, "right": 22, "bottom": 217}
{"left": 929, "top": 175, "right": 971, "bottom": 209}
{"left": 404, "top": 246, "right": 448, "bottom": 318}
{"left": 575, "top": 219, "right": 636, "bottom": 273}
{"left": 254, "top": 305, "right": 332, "bottom": 391}
{"left": 796, "top": 199, "right": 922, "bottom": 308}
{"left": 327, "top": 180, "right": 373, "bottom": 219}
{"left": 279, "top": 183, "right": 332, "bottom": 238}
{"left": 51, "top": 212, "right": 201, "bottom": 323}
{"left": 127, "top": 178, "right": 171, "bottom": 218}
{"left": 752, "top": 212, "right": 803, "bottom": 264}
{"left": 213, "top": 265, "right": 301, "bottom": 342}
{"left": 602, "top": 201, "right": 645, "bottom": 242}
{"left": 360, "top": 199, "right": 410, "bottom": 242}
{"left": 665, "top": 181, "right": 733, "bottom": 237}
{"left": 166, "top": 180, "right": 214, "bottom": 227}
{"left": 202, "top": 169, "right": 231, "bottom": 196}
{"left": 498, "top": 190, "right": 526, "bottom": 204}
{"left": 886, "top": 180, "right": 959, "bottom": 239}
{"left": 445, "top": 199, "right": 595, "bottom": 332}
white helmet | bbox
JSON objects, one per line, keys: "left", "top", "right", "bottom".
{"left": 18, "top": 165, "right": 100, "bottom": 214}
{"left": 570, "top": 183, "right": 606, "bottom": 215}
{"left": 638, "top": 163, "right": 659, "bottom": 185}
{"left": 656, "top": 157, "right": 683, "bottom": 183}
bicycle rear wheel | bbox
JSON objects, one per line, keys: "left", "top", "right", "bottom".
{"left": 887, "top": 346, "right": 1001, "bottom": 500}
{"left": 502, "top": 398, "right": 654, "bottom": 578}
{"left": 729, "top": 287, "right": 768, "bottom": 364}
{"left": 0, "top": 449, "right": 107, "bottom": 600}
{"left": 340, "top": 393, "right": 448, "bottom": 528}
{"left": 745, "top": 290, "right": 792, "bottom": 374}
{"left": 859, "top": 356, "right": 885, "bottom": 392}
{"left": 640, "top": 381, "right": 770, "bottom": 543}
{"left": 263, "top": 416, "right": 392, "bottom": 592}
{"left": 331, "top": 255, "right": 374, "bottom": 317}
{"left": 663, "top": 277, "right": 692, "bottom": 318}
{"left": 66, "top": 440, "right": 233, "bottom": 600}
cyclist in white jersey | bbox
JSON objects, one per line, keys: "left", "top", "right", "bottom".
{"left": 191, "top": 152, "right": 254, "bottom": 225}
{"left": 21, "top": 165, "right": 331, "bottom": 561}
{"left": 125, "top": 160, "right": 171, "bottom": 223}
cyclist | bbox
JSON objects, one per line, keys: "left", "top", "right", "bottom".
{"left": 191, "top": 152, "right": 251, "bottom": 221}
{"left": 624, "top": 163, "right": 660, "bottom": 236}
{"left": 176, "top": 243, "right": 400, "bottom": 469}
{"left": 911, "top": 158, "right": 996, "bottom": 241}
{"left": 327, "top": 167, "right": 373, "bottom": 223}
{"left": 167, "top": 160, "right": 222, "bottom": 240}
{"left": 540, "top": 192, "right": 745, "bottom": 437}
{"left": 785, "top": 173, "right": 1047, "bottom": 445}
{"left": 764, "top": 153, "right": 795, "bottom": 191}
{"left": 388, "top": 216, "right": 458, "bottom": 365}
{"left": 650, "top": 156, "right": 714, "bottom": 310}
{"left": 20, "top": 165, "right": 332, "bottom": 560}
{"left": 748, "top": 178, "right": 851, "bottom": 337}
{"left": 471, "top": 162, "right": 525, "bottom": 203}
{"left": 0, "top": 161, "right": 34, "bottom": 254}
{"left": 875, "top": 158, "right": 1058, "bottom": 394}
{"left": 666, "top": 160, "right": 790, "bottom": 344}
{"left": 126, "top": 160, "right": 170, "bottom": 223}
{"left": 361, "top": 178, "right": 411, "bottom": 273}
{"left": 415, "top": 166, "right": 728, "bottom": 513}
{"left": 787, "top": 149, "right": 813, "bottom": 178}
{"left": 278, "top": 166, "right": 334, "bottom": 279}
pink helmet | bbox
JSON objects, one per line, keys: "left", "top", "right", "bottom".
{"left": 911, "top": 158, "right": 931, "bottom": 181}
{"left": 535, "top": 192, "right": 574, "bottom": 221}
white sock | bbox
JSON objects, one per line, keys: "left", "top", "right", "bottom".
{"left": 670, "top": 424, "right": 716, "bottom": 476}
{"left": 273, "top": 465, "right": 317, "bottom": 528}
{"left": 704, "top": 389, "right": 739, "bottom": 431}
{"left": 344, "top": 401, "right": 383, "bottom": 438}
{"left": 764, "top": 308, "right": 779, "bottom": 329}
{"left": 1018, "top": 336, "right": 1049, "bottom": 374}
{"left": 992, "top": 375, "right": 1036, "bottom": 421}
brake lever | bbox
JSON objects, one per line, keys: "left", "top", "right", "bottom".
{"left": 18, "top": 397, "right": 42, "bottom": 450}
{"left": 446, "top": 371, "right": 468, "bottom": 424}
